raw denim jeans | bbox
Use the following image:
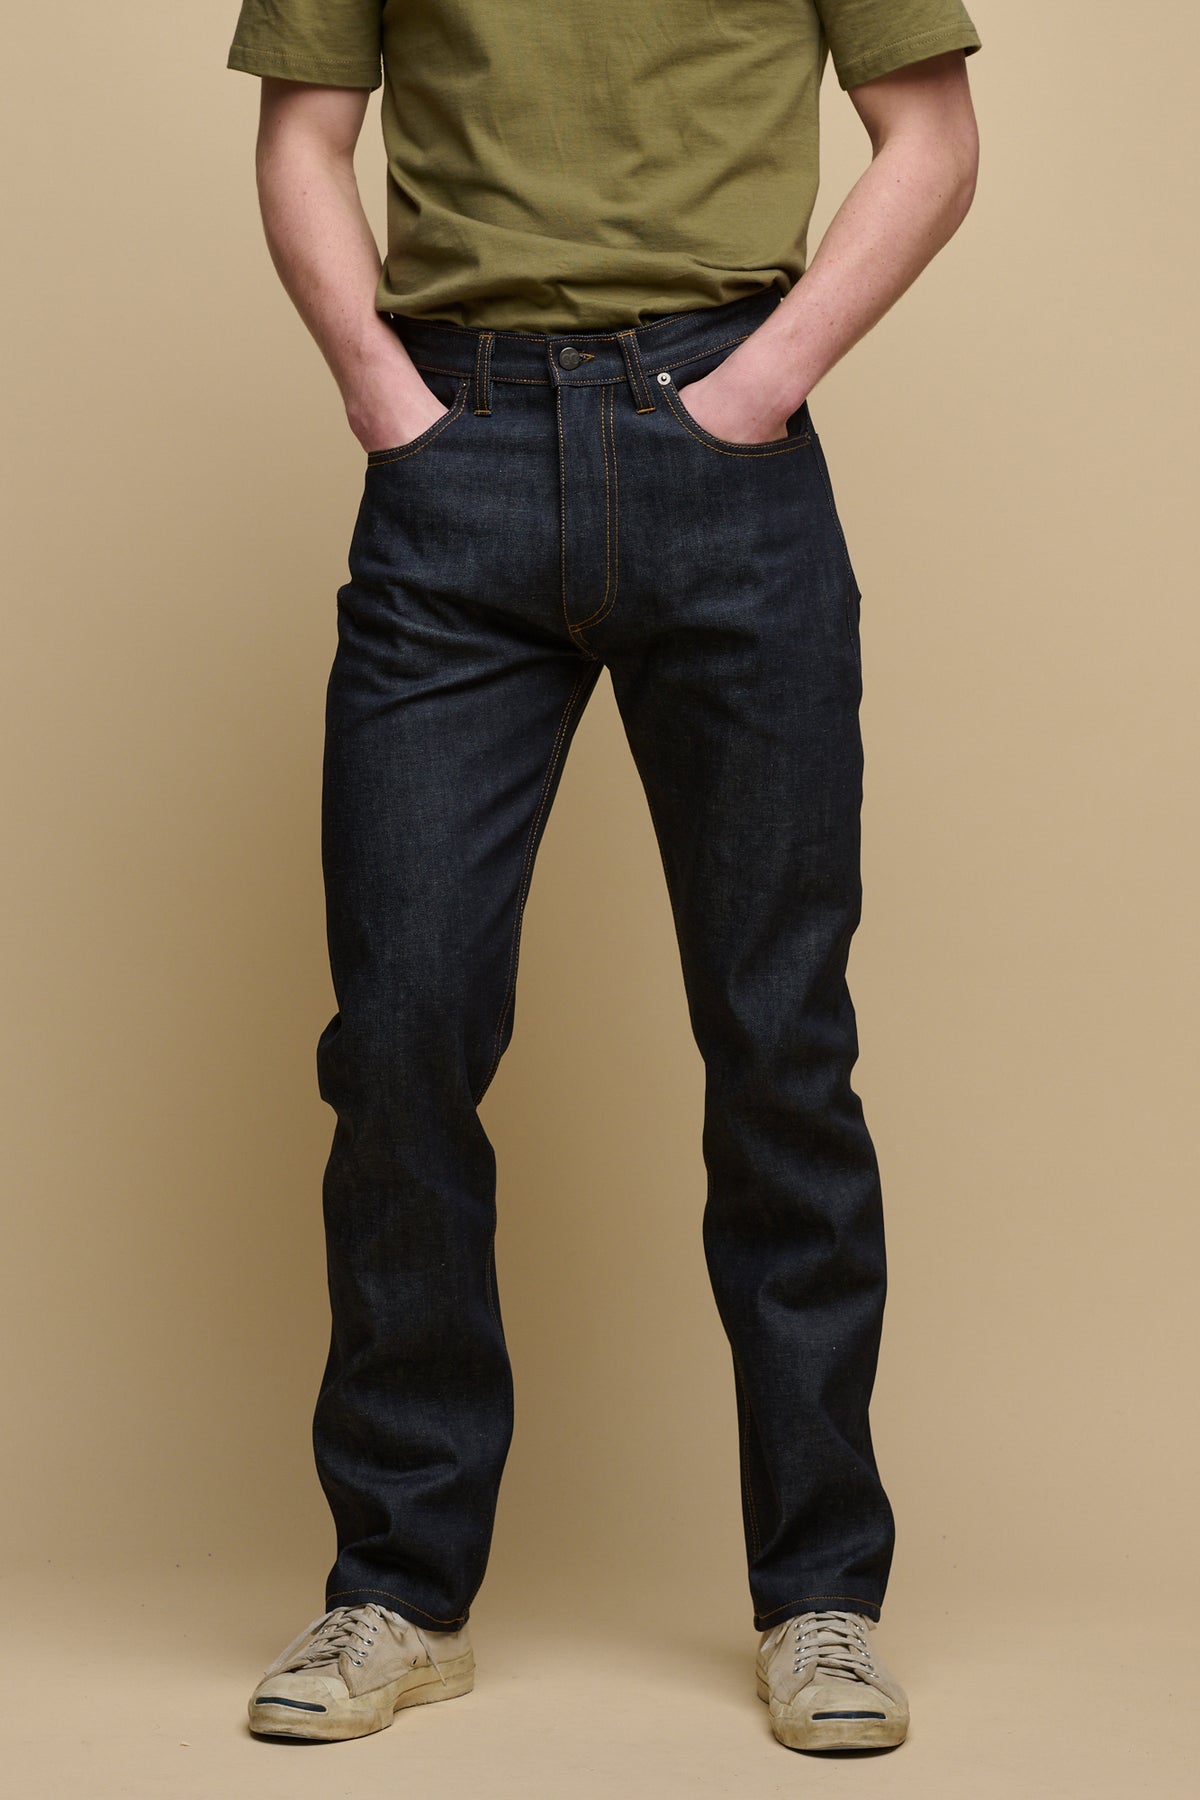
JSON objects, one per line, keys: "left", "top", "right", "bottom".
{"left": 313, "top": 284, "right": 896, "bottom": 1634}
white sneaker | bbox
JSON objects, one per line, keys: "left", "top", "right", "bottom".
{"left": 756, "top": 1609, "right": 909, "bottom": 1751}
{"left": 248, "top": 1602, "right": 474, "bottom": 1741}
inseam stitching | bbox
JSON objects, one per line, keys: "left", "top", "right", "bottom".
{"left": 474, "top": 663, "right": 596, "bottom": 1103}
{"left": 730, "top": 1349, "right": 764, "bottom": 1559}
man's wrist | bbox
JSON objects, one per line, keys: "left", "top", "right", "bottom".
{"left": 725, "top": 326, "right": 814, "bottom": 418}
{"left": 333, "top": 324, "right": 428, "bottom": 411}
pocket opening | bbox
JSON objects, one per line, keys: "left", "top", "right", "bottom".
{"left": 364, "top": 373, "right": 470, "bottom": 465}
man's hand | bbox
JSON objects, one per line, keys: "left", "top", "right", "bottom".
{"left": 347, "top": 363, "right": 450, "bottom": 455}
{"left": 687, "top": 48, "right": 981, "bottom": 426}
{"left": 673, "top": 365, "right": 798, "bottom": 446}
{"left": 252, "top": 76, "right": 441, "bottom": 453}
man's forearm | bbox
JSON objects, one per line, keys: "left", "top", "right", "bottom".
{"left": 257, "top": 140, "right": 388, "bottom": 372}
{"left": 252, "top": 87, "right": 442, "bottom": 449}
{"left": 740, "top": 122, "right": 979, "bottom": 417}
{"left": 679, "top": 51, "right": 980, "bottom": 450}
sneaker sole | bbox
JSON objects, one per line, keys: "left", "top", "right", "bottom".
{"left": 755, "top": 1668, "right": 907, "bottom": 1751}
{"left": 249, "top": 1649, "right": 475, "bottom": 1742}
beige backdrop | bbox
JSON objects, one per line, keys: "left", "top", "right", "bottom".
{"left": 2, "top": 3, "right": 1197, "bottom": 1795}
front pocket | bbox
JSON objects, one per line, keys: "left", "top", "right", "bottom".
{"left": 365, "top": 374, "right": 470, "bottom": 465}
{"left": 658, "top": 370, "right": 811, "bottom": 458}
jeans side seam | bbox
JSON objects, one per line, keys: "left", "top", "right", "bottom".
{"left": 485, "top": 1236, "right": 502, "bottom": 1333}
{"left": 731, "top": 1349, "right": 764, "bottom": 1559}
{"left": 809, "top": 431, "right": 860, "bottom": 622}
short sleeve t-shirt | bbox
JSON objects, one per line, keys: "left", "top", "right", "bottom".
{"left": 226, "top": 1, "right": 982, "bottom": 332}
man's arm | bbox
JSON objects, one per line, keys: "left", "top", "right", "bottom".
{"left": 678, "top": 49, "right": 981, "bottom": 443}
{"left": 252, "top": 77, "right": 448, "bottom": 452}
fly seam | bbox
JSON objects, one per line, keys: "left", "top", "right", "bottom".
{"left": 554, "top": 386, "right": 583, "bottom": 651}
{"left": 572, "top": 382, "right": 618, "bottom": 633}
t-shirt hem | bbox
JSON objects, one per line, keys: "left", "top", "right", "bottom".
{"left": 226, "top": 43, "right": 382, "bottom": 91}
{"left": 835, "top": 28, "right": 982, "bottom": 92}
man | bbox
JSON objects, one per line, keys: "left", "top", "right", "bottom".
{"left": 226, "top": 0, "right": 981, "bottom": 1756}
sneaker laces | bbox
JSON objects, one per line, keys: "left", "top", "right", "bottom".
{"left": 787, "top": 1609, "right": 879, "bottom": 1683}
{"left": 262, "top": 1603, "right": 448, "bottom": 1685}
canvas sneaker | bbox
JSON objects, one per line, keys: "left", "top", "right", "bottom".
{"left": 756, "top": 1608, "right": 909, "bottom": 1751}
{"left": 248, "top": 1601, "right": 474, "bottom": 1741}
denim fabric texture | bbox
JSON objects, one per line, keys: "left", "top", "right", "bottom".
{"left": 313, "top": 284, "right": 895, "bottom": 1634}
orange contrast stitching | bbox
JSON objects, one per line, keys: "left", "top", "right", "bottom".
{"left": 326, "top": 1588, "right": 468, "bottom": 1626}
{"left": 755, "top": 1594, "right": 882, "bottom": 1622}
{"left": 660, "top": 384, "right": 810, "bottom": 459}
{"left": 365, "top": 381, "right": 469, "bottom": 464}
{"left": 472, "top": 331, "right": 494, "bottom": 415}
{"left": 555, "top": 385, "right": 576, "bottom": 650}
{"left": 572, "top": 383, "right": 618, "bottom": 634}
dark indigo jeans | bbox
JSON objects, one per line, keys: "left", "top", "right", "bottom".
{"left": 313, "top": 284, "right": 896, "bottom": 1635}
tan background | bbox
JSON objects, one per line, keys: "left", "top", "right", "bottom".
{"left": 2, "top": 2, "right": 1197, "bottom": 1794}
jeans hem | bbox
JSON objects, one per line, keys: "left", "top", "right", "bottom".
{"left": 325, "top": 1585, "right": 471, "bottom": 1631}
{"left": 753, "top": 1591, "right": 883, "bottom": 1630}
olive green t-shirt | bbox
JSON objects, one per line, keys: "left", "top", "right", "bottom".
{"left": 226, "top": 1, "right": 982, "bottom": 331}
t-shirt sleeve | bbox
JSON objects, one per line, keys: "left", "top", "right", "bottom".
{"left": 814, "top": 1, "right": 982, "bottom": 91}
{"left": 226, "top": 1, "right": 383, "bottom": 91}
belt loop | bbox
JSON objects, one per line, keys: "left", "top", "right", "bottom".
{"left": 617, "top": 328, "right": 657, "bottom": 414}
{"left": 472, "top": 330, "right": 495, "bottom": 415}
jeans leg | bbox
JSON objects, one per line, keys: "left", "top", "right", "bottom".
{"left": 605, "top": 392, "right": 895, "bottom": 1631}
{"left": 313, "top": 459, "right": 599, "bottom": 1628}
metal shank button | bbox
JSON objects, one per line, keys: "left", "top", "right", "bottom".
{"left": 557, "top": 346, "right": 582, "bottom": 370}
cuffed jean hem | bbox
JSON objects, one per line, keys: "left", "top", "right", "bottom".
{"left": 754, "top": 1591, "right": 884, "bottom": 1631}
{"left": 324, "top": 1585, "right": 471, "bottom": 1631}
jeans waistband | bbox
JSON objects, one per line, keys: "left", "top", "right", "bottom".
{"left": 384, "top": 285, "right": 784, "bottom": 416}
